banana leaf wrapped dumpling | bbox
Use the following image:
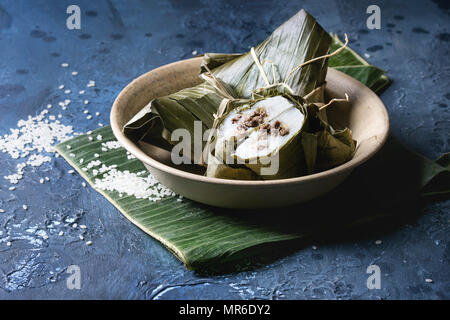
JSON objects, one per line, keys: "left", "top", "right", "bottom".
{"left": 123, "top": 8, "right": 357, "bottom": 181}
{"left": 206, "top": 87, "right": 356, "bottom": 180}
{"left": 123, "top": 9, "right": 331, "bottom": 156}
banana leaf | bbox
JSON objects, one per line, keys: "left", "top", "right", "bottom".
{"left": 56, "top": 127, "right": 450, "bottom": 271}
{"left": 202, "top": 9, "right": 331, "bottom": 98}
{"left": 56, "top": 127, "right": 299, "bottom": 270}
{"left": 315, "top": 129, "right": 355, "bottom": 171}
{"left": 301, "top": 102, "right": 357, "bottom": 173}
{"left": 123, "top": 9, "right": 332, "bottom": 156}
{"left": 329, "top": 34, "right": 390, "bottom": 93}
{"left": 414, "top": 152, "right": 450, "bottom": 198}
{"left": 206, "top": 154, "right": 261, "bottom": 180}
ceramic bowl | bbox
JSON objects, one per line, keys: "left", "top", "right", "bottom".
{"left": 111, "top": 58, "right": 389, "bottom": 209}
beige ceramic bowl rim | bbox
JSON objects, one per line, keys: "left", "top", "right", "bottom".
{"left": 110, "top": 57, "right": 390, "bottom": 187}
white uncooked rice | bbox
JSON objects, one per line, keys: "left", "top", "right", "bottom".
{"left": 1, "top": 64, "right": 178, "bottom": 226}
{"left": 0, "top": 109, "right": 74, "bottom": 185}
{"left": 85, "top": 160, "right": 102, "bottom": 169}
{"left": 101, "top": 141, "right": 122, "bottom": 151}
{"left": 94, "top": 168, "right": 176, "bottom": 201}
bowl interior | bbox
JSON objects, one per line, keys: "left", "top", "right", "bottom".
{"left": 111, "top": 57, "right": 389, "bottom": 182}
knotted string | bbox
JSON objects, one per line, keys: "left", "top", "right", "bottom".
{"left": 200, "top": 34, "right": 350, "bottom": 165}
{"left": 319, "top": 93, "right": 350, "bottom": 110}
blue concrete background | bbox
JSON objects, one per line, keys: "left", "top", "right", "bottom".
{"left": 0, "top": 0, "right": 448, "bottom": 299}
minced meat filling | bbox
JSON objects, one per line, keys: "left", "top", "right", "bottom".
{"left": 233, "top": 108, "right": 290, "bottom": 136}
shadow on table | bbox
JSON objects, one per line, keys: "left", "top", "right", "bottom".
{"left": 193, "top": 137, "right": 449, "bottom": 275}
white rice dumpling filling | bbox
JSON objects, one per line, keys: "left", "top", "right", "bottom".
{"left": 215, "top": 95, "right": 305, "bottom": 171}
{"left": 235, "top": 107, "right": 304, "bottom": 160}
{"left": 219, "top": 96, "right": 295, "bottom": 143}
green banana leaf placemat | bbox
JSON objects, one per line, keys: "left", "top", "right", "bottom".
{"left": 55, "top": 42, "right": 449, "bottom": 271}
{"left": 329, "top": 34, "right": 390, "bottom": 93}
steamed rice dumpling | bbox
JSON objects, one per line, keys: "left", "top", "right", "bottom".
{"left": 123, "top": 9, "right": 357, "bottom": 181}
{"left": 124, "top": 9, "right": 330, "bottom": 145}
{"left": 210, "top": 95, "right": 308, "bottom": 179}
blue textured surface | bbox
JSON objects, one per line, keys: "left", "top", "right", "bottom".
{"left": 0, "top": 0, "right": 449, "bottom": 299}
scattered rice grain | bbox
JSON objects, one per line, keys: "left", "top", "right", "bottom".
{"left": 94, "top": 168, "right": 176, "bottom": 201}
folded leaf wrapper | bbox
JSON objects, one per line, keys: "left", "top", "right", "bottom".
{"left": 123, "top": 10, "right": 332, "bottom": 163}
